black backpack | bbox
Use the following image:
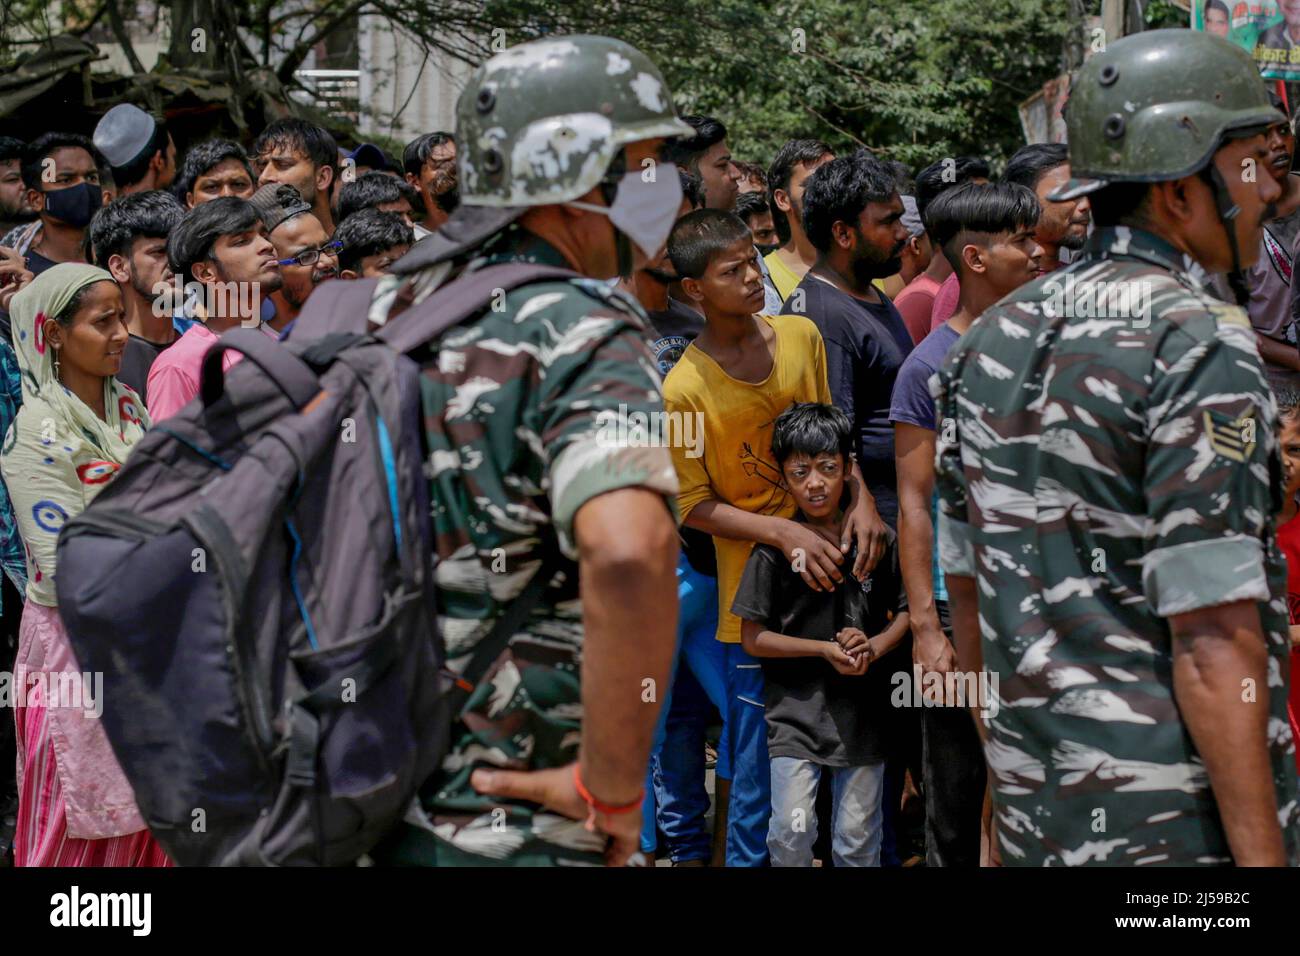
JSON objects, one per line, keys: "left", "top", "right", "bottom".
{"left": 56, "top": 262, "right": 573, "bottom": 865}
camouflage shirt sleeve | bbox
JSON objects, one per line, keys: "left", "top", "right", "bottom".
{"left": 933, "top": 351, "right": 976, "bottom": 578}
{"left": 533, "top": 285, "right": 679, "bottom": 551}
{"left": 1141, "top": 314, "right": 1279, "bottom": 616}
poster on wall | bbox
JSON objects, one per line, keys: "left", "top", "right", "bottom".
{"left": 1192, "top": 0, "right": 1300, "bottom": 80}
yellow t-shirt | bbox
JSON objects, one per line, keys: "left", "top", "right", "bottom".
{"left": 663, "top": 314, "right": 832, "bottom": 643}
{"left": 763, "top": 250, "right": 804, "bottom": 303}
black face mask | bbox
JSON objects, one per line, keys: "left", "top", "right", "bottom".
{"left": 42, "top": 182, "right": 102, "bottom": 228}
{"left": 755, "top": 242, "right": 779, "bottom": 257}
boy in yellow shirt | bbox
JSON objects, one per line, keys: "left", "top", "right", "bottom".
{"left": 662, "top": 208, "right": 888, "bottom": 865}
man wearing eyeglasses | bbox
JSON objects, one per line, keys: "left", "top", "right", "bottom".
{"left": 249, "top": 183, "right": 340, "bottom": 338}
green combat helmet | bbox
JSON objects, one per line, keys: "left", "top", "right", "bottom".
{"left": 457, "top": 34, "right": 693, "bottom": 208}
{"left": 1053, "top": 28, "right": 1282, "bottom": 199}
{"left": 395, "top": 34, "right": 693, "bottom": 272}
{"left": 1051, "top": 29, "right": 1284, "bottom": 300}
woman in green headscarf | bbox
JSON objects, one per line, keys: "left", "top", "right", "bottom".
{"left": 2, "top": 263, "right": 168, "bottom": 866}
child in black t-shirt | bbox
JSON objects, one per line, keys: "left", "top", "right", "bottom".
{"left": 731, "top": 402, "right": 909, "bottom": 866}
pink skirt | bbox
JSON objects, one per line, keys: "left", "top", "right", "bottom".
{"left": 13, "top": 665, "right": 172, "bottom": 867}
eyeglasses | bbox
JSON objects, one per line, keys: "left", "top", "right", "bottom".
{"left": 277, "top": 239, "right": 343, "bottom": 267}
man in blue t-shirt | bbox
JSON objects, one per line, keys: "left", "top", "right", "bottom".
{"left": 890, "top": 181, "right": 1043, "bottom": 866}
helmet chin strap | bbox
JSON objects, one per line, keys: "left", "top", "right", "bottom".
{"left": 1202, "top": 163, "right": 1249, "bottom": 306}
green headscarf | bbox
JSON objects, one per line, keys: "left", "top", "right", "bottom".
{"left": 2, "top": 263, "right": 150, "bottom": 605}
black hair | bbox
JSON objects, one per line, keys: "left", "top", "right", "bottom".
{"left": 110, "top": 119, "right": 170, "bottom": 189}
{"left": 252, "top": 118, "right": 338, "bottom": 174}
{"left": 767, "top": 138, "right": 833, "bottom": 244}
{"left": 167, "top": 196, "right": 261, "bottom": 282}
{"left": 887, "top": 160, "right": 915, "bottom": 195}
{"left": 1002, "top": 143, "right": 1068, "bottom": 192}
{"left": 20, "top": 132, "right": 103, "bottom": 192}
{"left": 667, "top": 208, "right": 752, "bottom": 280}
{"left": 173, "top": 139, "right": 254, "bottom": 203}
{"left": 663, "top": 115, "right": 728, "bottom": 174}
{"left": 734, "top": 191, "right": 771, "bottom": 223}
{"left": 801, "top": 150, "right": 899, "bottom": 254}
{"left": 335, "top": 208, "right": 414, "bottom": 273}
{"left": 401, "top": 131, "right": 455, "bottom": 177}
{"left": 87, "top": 189, "right": 184, "bottom": 266}
{"left": 914, "top": 155, "right": 991, "bottom": 221}
{"left": 771, "top": 402, "right": 853, "bottom": 468}
{"left": 337, "top": 171, "right": 421, "bottom": 223}
{"left": 678, "top": 168, "right": 704, "bottom": 209}
{"left": 0, "top": 136, "right": 24, "bottom": 165}
{"left": 923, "top": 181, "right": 1041, "bottom": 274}
{"left": 1205, "top": 0, "right": 1230, "bottom": 17}
{"left": 734, "top": 161, "right": 767, "bottom": 189}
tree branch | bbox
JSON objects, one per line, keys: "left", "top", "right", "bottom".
{"left": 106, "top": 0, "right": 147, "bottom": 75}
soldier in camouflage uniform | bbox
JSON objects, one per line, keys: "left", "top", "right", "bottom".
{"left": 934, "top": 29, "right": 1300, "bottom": 865}
{"left": 360, "top": 35, "right": 691, "bottom": 866}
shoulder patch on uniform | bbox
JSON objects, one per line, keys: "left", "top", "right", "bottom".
{"left": 1207, "top": 303, "right": 1251, "bottom": 329}
{"left": 1203, "top": 408, "right": 1256, "bottom": 462}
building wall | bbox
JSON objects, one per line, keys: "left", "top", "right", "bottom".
{"left": 357, "top": 15, "right": 473, "bottom": 144}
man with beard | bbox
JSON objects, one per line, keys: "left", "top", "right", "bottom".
{"left": 86, "top": 190, "right": 186, "bottom": 405}
{"left": 249, "top": 183, "right": 339, "bottom": 337}
{"left": 764, "top": 139, "right": 835, "bottom": 302}
{"left": 253, "top": 118, "right": 338, "bottom": 234}
{"left": 147, "top": 197, "right": 283, "bottom": 421}
{"left": 0, "top": 138, "right": 34, "bottom": 237}
{"left": 787, "top": 149, "right": 912, "bottom": 530}
{"left": 1002, "top": 143, "right": 1091, "bottom": 275}
{"left": 402, "top": 131, "right": 458, "bottom": 237}
{"left": 93, "top": 103, "right": 177, "bottom": 198}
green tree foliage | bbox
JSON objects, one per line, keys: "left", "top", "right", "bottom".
{"left": 1, "top": 0, "right": 1073, "bottom": 170}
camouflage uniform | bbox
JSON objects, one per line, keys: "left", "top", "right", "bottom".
{"left": 934, "top": 225, "right": 1300, "bottom": 865}
{"left": 367, "top": 36, "right": 690, "bottom": 866}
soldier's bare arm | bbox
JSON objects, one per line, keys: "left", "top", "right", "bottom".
{"left": 574, "top": 486, "right": 679, "bottom": 857}
{"left": 895, "top": 421, "right": 956, "bottom": 684}
{"left": 469, "top": 487, "right": 677, "bottom": 866}
{"left": 1170, "top": 600, "right": 1286, "bottom": 866}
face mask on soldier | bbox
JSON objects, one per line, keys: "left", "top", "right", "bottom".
{"left": 567, "top": 165, "right": 683, "bottom": 259}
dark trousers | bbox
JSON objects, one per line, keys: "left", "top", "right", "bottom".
{"left": 921, "top": 600, "right": 986, "bottom": 866}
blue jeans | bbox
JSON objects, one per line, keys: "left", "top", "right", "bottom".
{"left": 768, "top": 757, "right": 885, "bottom": 867}
{"left": 642, "top": 558, "right": 772, "bottom": 865}
{"left": 641, "top": 557, "right": 725, "bottom": 861}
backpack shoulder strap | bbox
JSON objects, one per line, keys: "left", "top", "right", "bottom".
{"left": 290, "top": 277, "right": 382, "bottom": 342}
{"left": 375, "top": 261, "right": 577, "bottom": 354}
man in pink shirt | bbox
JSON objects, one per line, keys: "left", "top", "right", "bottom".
{"left": 897, "top": 156, "right": 988, "bottom": 343}
{"left": 149, "top": 196, "right": 282, "bottom": 420}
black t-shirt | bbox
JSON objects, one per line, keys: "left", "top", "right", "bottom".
{"left": 730, "top": 529, "right": 909, "bottom": 765}
{"left": 644, "top": 297, "right": 716, "bottom": 577}
{"left": 118, "top": 334, "right": 173, "bottom": 408}
{"left": 785, "top": 276, "right": 913, "bottom": 528}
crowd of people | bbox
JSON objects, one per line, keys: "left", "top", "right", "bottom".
{"left": 0, "top": 26, "right": 1296, "bottom": 868}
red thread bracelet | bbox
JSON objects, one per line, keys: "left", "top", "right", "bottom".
{"left": 572, "top": 764, "right": 643, "bottom": 831}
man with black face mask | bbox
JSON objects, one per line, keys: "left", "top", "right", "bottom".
{"left": 785, "top": 150, "right": 913, "bottom": 530}
{"left": 7, "top": 133, "right": 104, "bottom": 278}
